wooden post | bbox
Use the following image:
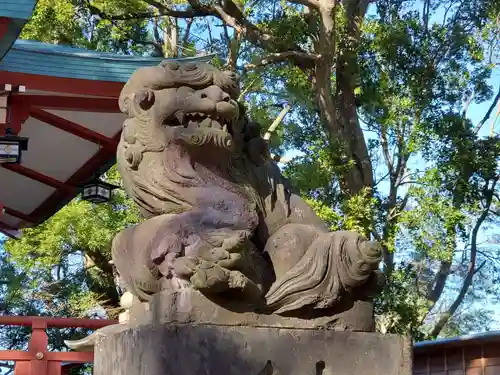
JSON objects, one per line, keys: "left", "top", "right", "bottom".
{"left": 0, "top": 316, "right": 116, "bottom": 375}
{"left": 28, "top": 318, "right": 49, "bottom": 375}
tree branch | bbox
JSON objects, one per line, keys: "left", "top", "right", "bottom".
{"left": 429, "top": 178, "right": 499, "bottom": 338}
{"left": 143, "top": 0, "right": 208, "bottom": 18}
{"left": 238, "top": 77, "right": 259, "bottom": 101}
{"left": 379, "top": 127, "right": 394, "bottom": 176}
{"left": 101, "top": 12, "right": 157, "bottom": 20}
{"left": 423, "top": 0, "right": 430, "bottom": 31}
{"left": 287, "top": 0, "right": 321, "bottom": 10}
{"left": 490, "top": 100, "right": 500, "bottom": 137}
{"left": 263, "top": 104, "right": 292, "bottom": 140}
{"left": 380, "top": 123, "right": 410, "bottom": 276}
{"left": 474, "top": 260, "right": 487, "bottom": 275}
{"left": 182, "top": 19, "right": 194, "bottom": 47}
{"left": 427, "top": 260, "right": 452, "bottom": 305}
{"left": 462, "top": 90, "right": 476, "bottom": 117}
{"left": 475, "top": 83, "right": 500, "bottom": 134}
{"left": 91, "top": 5, "right": 203, "bottom": 20}
{"left": 181, "top": 0, "right": 316, "bottom": 69}
{"left": 245, "top": 51, "right": 320, "bottom": 70}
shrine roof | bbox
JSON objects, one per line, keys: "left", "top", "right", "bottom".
{"left": 1, "top": 40, "right": 212, "bottom": 82}
{"left": 0, "top": 0, "right": 37, "bottom": 21}
{"left": 0, "top": 19, "right": 215, "bottom": 238}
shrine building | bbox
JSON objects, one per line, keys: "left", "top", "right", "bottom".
{"left": 0, "top": 0, "right": 212, "bottom": 239}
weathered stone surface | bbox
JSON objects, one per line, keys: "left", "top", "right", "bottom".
{"left": 130, "top": 288, "right": 375, "bottom": 331}
{"left": 111, "top": 60, "right": 384, "bottom": 322}
{"left": 94, "top": 324, "right": 412, "bottom": 375}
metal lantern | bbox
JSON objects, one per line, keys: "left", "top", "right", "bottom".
{"left": 81, "top": 178, "right": 120, "bottom": 204}
{"left": 0, "top": 135, "right": 29, "bottom": 164}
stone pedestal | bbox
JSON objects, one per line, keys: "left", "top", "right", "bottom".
{"left": 94, "top": 324, "right": 412, "bottom": 375}
{"left": 94, "top": 289, "right": 412, "bottom": 375}
{"left": 94, "top": 290, "right": 411, "bottom": 375}
{"left": 127, "top": 289, "right": 377, "bottom": 331}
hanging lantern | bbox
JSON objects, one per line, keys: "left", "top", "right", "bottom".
{"left": 0, "top": 134, "right": 29, "bottom": 164}
{"left": 80, "top": 177, "right": 120, "bottom": 204}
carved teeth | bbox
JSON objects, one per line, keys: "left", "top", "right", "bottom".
{"left": 178, "top": 112, "right": 232, "bottom": 131}
{"left": 175, "top": 111, "right": 185, "bottom": 126}
{"left": 200, "top": 118, "right": 212, "bottom": 128}
{"left": 211, "top": 120, "right": 222, "bottom": 130}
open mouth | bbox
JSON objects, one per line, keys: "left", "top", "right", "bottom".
{"left": 168, "top": 111, "right": 232, "bottom": 133}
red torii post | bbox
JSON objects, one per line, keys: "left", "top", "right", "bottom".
{"left": 0, "top": 316, "right": 115, "bottom": 375}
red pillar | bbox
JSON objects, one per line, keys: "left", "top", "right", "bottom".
{"left": 28, "top": 318, "right": 49, "bottom": 375}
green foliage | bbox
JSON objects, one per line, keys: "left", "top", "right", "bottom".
{"left": 21, "top": 0, "right": 159, "bottom": 55}
{"left": 0, "top": 168, "right": 141, "bottom": 372}
{"left": 21, "top": 0, "right": 85, "bottom": 45}
{"left": 375, "top": 264, "right": 429, "bottom": 340}
{"left": 4, "top": 167, "right": 141, "bottom": 311}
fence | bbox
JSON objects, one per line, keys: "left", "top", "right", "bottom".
{"left": 0, "top": 316, "right": 115, "bottom": 375}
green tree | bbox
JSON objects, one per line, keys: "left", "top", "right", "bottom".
{"left": 0, "top": 168, "right": 141, "bottom": 373}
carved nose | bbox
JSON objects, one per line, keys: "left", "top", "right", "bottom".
{"left": 198, "top": 85, "right": 231, "bottom": 103}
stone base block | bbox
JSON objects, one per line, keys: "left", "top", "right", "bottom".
{"left": 94, "top": 324, "right": 411, "bottom": 375}
{"left": 129, "top": 289, "right": 376, "bottom": 331}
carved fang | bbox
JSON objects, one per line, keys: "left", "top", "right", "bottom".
{"left": 175, "top": 111, "right": 186, "bottom": 126}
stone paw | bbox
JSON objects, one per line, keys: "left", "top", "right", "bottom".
{"left": 202, "top": 246, "right": 231, "bottom": 262}
{"left": 150, "top": 233, "right": 183, "bottom": 265}
{"left": 221, "top": 231, "right": 249, "bottom": 253}
{"left": 217, "top": 253, "right": 243, "bottom": 269}
{"left": 172, "top": 256, "right": 200, "bottom": 279}
{"left": 197, "top": 246, "right": 243, "bottom": 270}
{"left": 190, "top": 262, "right": 230, "bottom": 292}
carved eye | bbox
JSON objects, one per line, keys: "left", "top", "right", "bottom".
{"left": 184, "top": 63, "right": 197, "bottom": 71}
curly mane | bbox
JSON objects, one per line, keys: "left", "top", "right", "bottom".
{"left": 116, "top": 62, "right": 273, "bottom": 219}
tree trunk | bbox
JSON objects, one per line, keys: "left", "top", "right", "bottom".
{"left": 312, "top": 0, "right": 373, "bottom": 198}
{"left": 83, "top": 249, "right": 120, "bottom": 309}
{"left": 164, "top": 17, "right": 179, "bottom": 58}
{"left": 333, "top": 0, "right": 373, "bottom": 196}
{"left": 170, "top": 18, "right": 178, "bottom": 57}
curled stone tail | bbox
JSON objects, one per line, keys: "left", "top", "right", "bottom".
{"left": 265, "top": 231, "right": 382, "bottom": 315}
{"left": 265, "top": 235, "right": 333, "bottom": 314}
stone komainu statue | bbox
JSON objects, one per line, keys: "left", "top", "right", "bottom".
{"left": 109, "top": 60, "right": 383, "bottom": 319}
{"left": 66, "top": 62, "right": 384, "bottom": 353}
